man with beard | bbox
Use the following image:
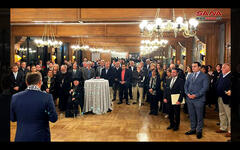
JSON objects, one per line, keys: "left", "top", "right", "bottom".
{"left": 56, "top": 65, "right": 72, "bottom": 112}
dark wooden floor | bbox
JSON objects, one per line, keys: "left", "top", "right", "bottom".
{"left": 10, "top": 100, "right": 230, "bottom": 142}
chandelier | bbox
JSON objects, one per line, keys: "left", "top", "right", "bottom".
{"left": 19, "top": 47, "right": 37, "bottom": 53}
{"left": 71, "top": 38, "right": 90, "bottom": 51}
{"left": 141, "top": 39, "right": 168, "bottom": 47}
{"left": 34, "top": 25, "right": 63, "bottom": 48}
{"left": 140, "top": 38, "right": 168, "bottom": 56}
{"left": 89, "top": 47, "right": 127, "bottom": 58}
{"left": 139, "top": 8, "right": 199, "bottom": 38}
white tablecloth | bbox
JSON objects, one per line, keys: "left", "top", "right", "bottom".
{"left": 83, "top": 79, "right": 112, "bottom": 114}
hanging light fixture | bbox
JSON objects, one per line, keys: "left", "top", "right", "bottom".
{"left": 34, "top": 25, "right": 63, "bottom": 48}
{"left": 139, "top": 8, "right": 199, "bottom": 38}
{"left": 71, "top": 38, "right": 89, "bottom": 51}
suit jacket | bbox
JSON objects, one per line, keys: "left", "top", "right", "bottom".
{"left": 164, "top": 77, "right": 185, "bottom": 104}
{"left": 184, "top": 71, "right": 209, "bottom": 101}
{"left": 41, "top": 76, "right": 56, "bottom": 94}
{"left": 82, "top": 68, "right": 96, "bottom": 81}
{"left": 216, "top": 72, "right": 232, "bottom": 104}
{"left": 100, "top": 67, "right": 115, "bottom": 87}
{"left": 9, "top": 71, "right": 24, "bottom": 95}
{"left": 117, "top": 69, "right": 131, "bottom": 85}
{"left": 10, "top": 90, "right": 58, "bottom": 142}
{"left": 128, "top": 66, "right": 137, "bottom": 83}
{"left": 132, "top": 70, "right": 145, "bottom": 87}
{"left": 96, "top": 66, "right": 105, "bottom": 77}
{"left": 56, "top": 71, "right": 72, "bottom": 95}
{"left": 144, "top": 63, "right": 150, "bottom": 71}
{"left": 113, "top": 67, "right": 122, "bottom": 84}
{"left": 19, "top": 68, "right": 29, "bottom": 77}
{"left": 70, "top": 69, "right": 84, "bottom": 84}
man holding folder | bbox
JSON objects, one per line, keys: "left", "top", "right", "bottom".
{"left": 163, "top": 68, "right": 185, "bottom": 131}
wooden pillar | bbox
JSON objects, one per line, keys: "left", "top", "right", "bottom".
{"left": 186, "top": 38, "right": 193, "bottom": 66}
{"left": 205, "top": 23, "right": 220, "bottom": 68}
{"left": 225, "top": 20, "right": 231, "bottom": 63}
{"left": 10, "top": 27, "right": 15, "bottom": 66}
{"left": 176, "top": 43, "right": 181, "bottom": 64}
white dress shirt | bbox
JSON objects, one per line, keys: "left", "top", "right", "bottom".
{"left": 13, "top": 72, "right": 18, "bottom": 80}
{"left": 223, "top": 71, "right": 231, "bottom": 78}
{"left": 170, "top": 76, "right": 177, "bottom": 89}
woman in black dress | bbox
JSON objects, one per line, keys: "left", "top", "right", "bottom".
{"left": 212, "top": 64, "right": 222, "bottom": 111}
{"left": 147, "top": 69, "right": 161, "bottom": 115}
{"left": 162, "top": 68, "right": 172, "bottom": 118}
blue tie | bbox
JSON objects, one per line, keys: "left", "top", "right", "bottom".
{"left": 88, "top": 70, "right": 91, "bottom": 79}
{"left": 192, "top": 73, "right": 197, "bottom": 82}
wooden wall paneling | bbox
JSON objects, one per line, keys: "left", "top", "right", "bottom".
{"left": 100, "top": 53, "right": 111, "bottom": 62}
{"left": 56, "top": 25, "right": 105, "bottom": 37}
{"left": 11, "top": 8, "right": 79, "bottom": 22}
{"left": 106, "top": 25, "right": 140, "bottom": 37}
{"left": 80, "top": 8, "right": 157, "bottom": 21}
{"left": 80, "top": 8, "right": 230, "bottom": 21}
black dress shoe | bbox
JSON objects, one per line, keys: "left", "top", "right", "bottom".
{"left": 185, "top": 130, "right": 196, "bottom": 135}
{"left": 132, "top": 102, "right": 137, "bottom": 104}
{"left": 216, "top": 122, "right": 220, "bottom": 126}
{"left": 196, "top": 132, "right": 202, "bottom": 139}
{"left": 167, "top": 126, "right": 174, "bottom": 130}
{"left": 173, "top": 127, "right": 179, "bottom": 131}
{"left": 112, "top": 99, "right": 116, "bottom": 101}
{"left": 126, "top": 102, "right": 130, "bottom": 105}
{"left": 117, "top": 101, "right": 123, "bottom": 104}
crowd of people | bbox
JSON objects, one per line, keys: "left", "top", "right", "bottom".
{"left": 9, "top": 57, "right": 232, "bottom": 139}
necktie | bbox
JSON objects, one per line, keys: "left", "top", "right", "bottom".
{"left": 192, "top": 73, "right": 197, "bottom": 82}
{"left": 88, "top": 70, "right": 91, "bottom": 79}
{"left": 170, "top": 77, "right": 176, "bottom": 89}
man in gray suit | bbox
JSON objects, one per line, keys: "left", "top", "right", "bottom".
{"left": 184, "top": 62, "right": 209, "bottom": 139}
{"left": 82, "top": 61, "right": 96, "bottom": 81}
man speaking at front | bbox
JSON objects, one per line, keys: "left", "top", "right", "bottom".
{"left": 10, "top": 72, "right": 58, "bottom": 142}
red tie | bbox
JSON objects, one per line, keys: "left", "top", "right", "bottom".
{"left": 121, "top": 70, "right": 125, "bottom": 81}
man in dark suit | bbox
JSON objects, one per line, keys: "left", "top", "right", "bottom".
{"left": 101, "top": 61, "right": 115, "bottom": 101}
{"left": 19, "top": 61, "right": 29, "bottom": 91}
{"left": 56, "top": 65, "right": 72, "bottom": 112}
{"left": 9, "top": 64, "right": 24, "bottom": 95}
{"left": 19, "top": 61, "right": 29, "bottom": 77}
{"left": 117, "top": 63, "right": 131, "bottom": 105}
{"left": 82, "top": 61, "right": 96, "bottom": 81}
{"left": 10, "top": 72, "right": 58, "bottom": 142}
{"left": 215, "top": 63, "right": 232, "bottom": 137}
{"left": 36, "top": 64, "right": 47, "bottom": 79}
{"left": 184, "top": 62, "right": 209, "bottom": 139}
{"left": 144, "top": 59, "right": 151, "bottom": 71}
{"left": 164, "top": 68, "right": 185, "bottom": 131}
{"left": 113, "top": 61, "right": 122, "bottom": 101}
{"left": 128, "top": 61, "right": 136, "bottom": 100}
